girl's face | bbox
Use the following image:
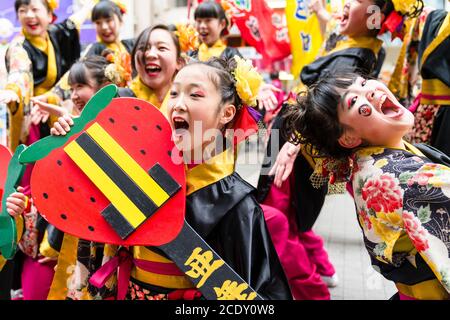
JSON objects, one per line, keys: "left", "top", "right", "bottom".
{"left": 339, "top": 0, "right": 378, "bottom": 37}
{"left": 168, "top": 64, "right": 235, "bottom": 156}
{"left": 135, "top": 29, "right": 181, "bottom": 91}
{"left": 94, "top": 14, "right": 122, "bottom": 44}
{"left": 70, "top": 80, "right": 98, "bottom": 112}
{"left": 17, "top": 0, "right": 52, "bottom": 37}
{"left": 337, "top": 77, "right": 414, "bottom": 148}
{"left": 195, "top": 17, "right": 226, "bottom": 46}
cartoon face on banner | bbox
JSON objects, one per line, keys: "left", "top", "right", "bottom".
{"left": 21, "top": 85, "right": 186, "bottom": 246}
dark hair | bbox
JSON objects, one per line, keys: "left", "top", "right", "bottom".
{"left": 194, "top": 1, "right": 228, "bottom": 36}
{"left": 131, "top": 24, "right": 181, "bottom": 73}
{"left": 68, "top": 55, "right": 112, "bottom": 88}
{"left": 283, "top": 72, "right": 360, "bottom": 159}
{"left": 15, "top": 0, "right": 51, "bottom": 13}
{"left": 187, "top": 57, "right": 242, "bottom": 111}
{"left": 91, "top": 0, "right": 123, "bottom": 22}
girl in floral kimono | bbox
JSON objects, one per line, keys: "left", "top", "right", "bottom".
{"left": 284, "top": 71, "right": 450, "bottom": 300}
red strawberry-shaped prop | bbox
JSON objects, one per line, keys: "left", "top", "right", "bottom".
{"left": 20, "top": 85, "right": 185, "bottom": 246}
{"left": 19, "top": 85, "right": 262, "bottom": 300}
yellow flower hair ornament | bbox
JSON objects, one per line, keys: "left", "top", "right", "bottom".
{"left": 232, "top": 56, "right": 263, "bottom": 107}
{"left": 175, "top": 23, "right": 199, "bottom": 53}
{"left": 111, "top": 0, "right": 127, "bottom": 14}
{"left": 47, "top": 0, "right": 59, "bottom": 11}
{"left": 104, "top": 51, "right": 132, "bottom": 87}
{"left": 391, "top": 0, "right": 423, "bottom": 17}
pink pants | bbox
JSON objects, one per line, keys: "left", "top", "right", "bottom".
{"left": 21, "top": 255, "right": 55, "bottom": 300}
{"left": 261, "top": 174, "right": 334, "bottom": 300}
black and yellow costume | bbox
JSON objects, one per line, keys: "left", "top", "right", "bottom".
{"left": 126, "top": 149, "right": 292, "bottom": 300}
{"left": 417, "top": 9, "right": 450, "bottom": 155}
{"left": 48, "top": 149, "right": 292, "bottom": 300}
{"left": 5, "top": 19, "right": 81, "bottom": 150}
{"left": 257, "top": 35, "right": 383, "bottom": 232}
{"left": 188, "top": 39, "right": 242, "bottom": 62}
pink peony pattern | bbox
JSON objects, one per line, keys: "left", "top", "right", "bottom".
{"left": 402, "top": 210, "right": 430, "bottom": 252}
{"left": 362, "top": 173, "right": 403, "bottom": 213}
{"left": 407, "top": 172, "right": 434, "bottom": 186}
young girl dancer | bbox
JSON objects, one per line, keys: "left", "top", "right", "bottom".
{"left": 284, "top": 72, "right": 450, "bottom": 300}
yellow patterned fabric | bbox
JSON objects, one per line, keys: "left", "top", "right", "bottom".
{"left": 198, "top": 40, "right": 226, "bottom": 62}
{"left": 129, "top": 77, "right": 169, "bottom": 116}
{"left": 47, "top": 234, "right": 79, "bottom": 300}
{"left": 352, "top": 144, "right": 450, "bottom": 299}
{"left": 396, "top": 279, "right": 449, "bottom": 300}
{"left": 4, "top": 36, "right": 33, "bottom": 150}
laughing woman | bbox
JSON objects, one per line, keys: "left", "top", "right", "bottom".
{"left": 0, "top": 0, "right": 96, "bottom": 150}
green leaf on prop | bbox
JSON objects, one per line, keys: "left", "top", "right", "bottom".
{"left": 19, "top": 84, "right": 118, "bottom": 164}
{"left": 0, "top": 144, "right": 27, "bottom": 259}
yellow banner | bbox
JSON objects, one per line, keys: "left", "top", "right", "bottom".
{"left": 286, "top": 0, "right": 325, "bottom": 78}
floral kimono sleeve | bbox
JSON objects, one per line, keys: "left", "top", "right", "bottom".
{"left": 353, "top": 148, "right": 450, "bottom": 293}
{"left": 4, "top": 36, "right": 33, "bottom": 150}
{"left": 400, "top": 162, "right": 450, "bottom": 291}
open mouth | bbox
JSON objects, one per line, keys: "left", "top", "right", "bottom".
{"left": 27, "top": 22, "right": 39, "bottom": 30}
{"left": 379, "top": 94, "right": 403, "bottom": 118}
{"left": 340, "top": 12, "right": 349, "bottom": 26}
{"left": 145, "top": 64, "right": 162, "bottom": 75}
{"left": 172, "top": 117, "right": 189, "bottom": 134}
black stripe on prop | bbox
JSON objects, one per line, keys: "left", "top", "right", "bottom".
{"left": 102, "top": 204, "right": 135, "bottom": 239}
{"left": 148, "top": 163, "right": 181, "bottom": 196}
{"left": 76, "top": 133, "right": 159, "bottom": 219}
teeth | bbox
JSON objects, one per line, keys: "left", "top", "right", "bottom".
{"left": 379, "top": 95, "right": 387, "bottom": 109}
{"left": 146, "top": 66, "right": 161, "bottom": 72}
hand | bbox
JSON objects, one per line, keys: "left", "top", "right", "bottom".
{"left": 0, "top": 89, "right": 19, "bottom": 104}
{"left": 6, "top": 186, "right": 27, "bottom": 217}
{"left": 308, "top": 0, "right": 326, "bottom": 15}
{"left": 38, "top": 256, "right": 58, "bottom": 264}
{"left": 31, "top": 94, "right": 49, "bottom": 104}
{"left": 30, "top": 99, "right": 69, "bottom": 125}
{"left": 50, "top": 115, "right": 74, "bottom": 136}
{"left": 258, "top": 83, "right": 282, "bottom": 112}
{"left": 268, "top": 142, "right": 301, "bottom": 188}
{"left": 30, "top": 103, "right": 50, "bottom": 125}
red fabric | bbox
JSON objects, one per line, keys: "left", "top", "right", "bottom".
{"left": 167, "top": 289, "right": 202, "bottom": 300}
{"left": 231, "top": 106, "right": 259, "bottom": 145}
{"left": 299, "top": 231, "right": 335, "bottom": 277}
{"left": 21, "top": 255, "right": 56, "bottom": 300}
{"left": 90, "top": 248, "right": 187, "bottom": 300}
{"left": 228, "top": 0, "right": 290, "bottom": 62}
{"left": 261, "top": 174, "right": 331, "bottom": 300}
{"left": 398, "top": 292, "right": 417, "bottom": 300}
